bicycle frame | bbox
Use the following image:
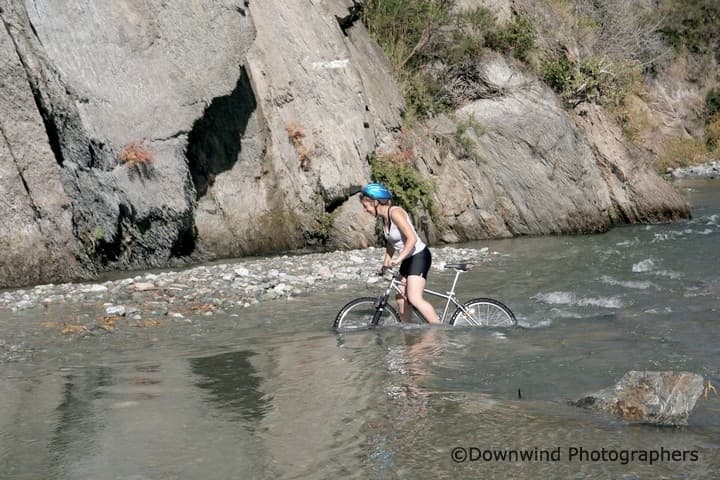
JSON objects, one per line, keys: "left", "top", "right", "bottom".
{"left": 375, "top": 268, "right": 468, "bottom": 324}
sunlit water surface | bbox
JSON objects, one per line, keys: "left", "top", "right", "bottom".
{"left": 1, "top": 179, "right": 719, "bottom": 479}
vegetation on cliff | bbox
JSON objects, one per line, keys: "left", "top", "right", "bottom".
{"left": 361, "top": 0, "right": 720, "bottom": 176}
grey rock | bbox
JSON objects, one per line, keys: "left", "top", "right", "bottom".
{"left": 0, "top": 2, "right": 692, "bottom": 290}
{"left": 408, "top": 54, "right": 689, "bottom": 243}
{"left": 0, "top": 11, "right": 86, "bottom": 288}
{"left": 572, "top": 371, "right": 705, "bottom": 426}
{"left": 1, "top": 0, "right": 254, "bottom": 283}
{"left": 670, "top": 161, "right": 720, "bottom": 179}
{"left": 196, "top": 0, "right": 404, "bottom": 257}
{"left": 105, "top": 305, "right": 126, "bottom": 317}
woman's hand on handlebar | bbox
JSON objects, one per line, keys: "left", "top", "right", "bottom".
{"left": 378, "top": 264, "right": 393, "bottom": 276}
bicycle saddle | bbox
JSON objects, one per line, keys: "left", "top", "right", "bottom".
{"left": 444, "top": 262, "right": 473, "bottom": 271}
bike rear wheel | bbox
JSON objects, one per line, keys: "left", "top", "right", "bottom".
{"left": 449, "top": 298, "right": 516, "bottom": 327}
{"left": 334, "top": 297, "right": 401, "bottom": 331}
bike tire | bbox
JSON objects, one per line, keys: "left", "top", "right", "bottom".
{"left": 334, "top": 297, "right": 401, "bottom": 331}
{"left": 449, "top": 298, "right": 516, "bottom": 327}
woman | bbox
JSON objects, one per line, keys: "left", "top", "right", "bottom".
{"left": 360, "top": 182, "right": 440, "bottom": 324}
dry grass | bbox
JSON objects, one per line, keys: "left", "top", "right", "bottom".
{"left": 119, "top": 140, "right": 154, "bottom": 167}
{"left": 658, "top": 137, "right": 709, "bottom": 172}
{"left": 706, "top": 114, "right": 720, "bottom": 153}
{"left": 285, "top": 122, "right": 314, "bottom": 171}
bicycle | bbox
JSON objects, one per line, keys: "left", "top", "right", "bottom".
{"left": 333, "top": 261, "right": 516, "bottom": 331}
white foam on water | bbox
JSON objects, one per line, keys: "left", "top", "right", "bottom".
{"left": 514, "top": 315, "right": 553, "bottom": 328}
{"left": 616, "top": 237, "right": 640, "bottom": 247}
{"left": 111, "top": 401, "right": 140, "bottom": 409}
{"left": 576, "top": 297, "right": 624, "bottom": 308}
{"left": 632, "top": 259, "right": 656, "bottom": 273}
{"left": 549, "top": 308, "right": 584, "bottom": 319}
{"left": 651, "top": 231, "right": 685, "bottom": 243}
{"left": 653, "top": 270, "right": 683, "bottom": 279}
{"left": 533, "top": 292, "right": 623, "bottom": 308}
{"left": 600, "top": 275, "right": 654, "bottom": 290}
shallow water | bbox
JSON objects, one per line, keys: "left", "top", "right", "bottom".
{"left": 1, "top": 179, "right": 719, "bottom": 479}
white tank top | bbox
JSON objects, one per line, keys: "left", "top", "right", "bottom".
{"left": 384, "top": 207, "right": 426, "bottom": 256}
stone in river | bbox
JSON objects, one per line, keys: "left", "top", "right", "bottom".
{"left": 571, "top": 371, "right": 705, "bottom": 426}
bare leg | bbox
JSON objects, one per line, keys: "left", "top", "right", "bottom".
{"left": 394, "top": 276, "right": 412, "bottom": 323}
{"left": 406, "top": 275, "right": 440, "bottom": 324}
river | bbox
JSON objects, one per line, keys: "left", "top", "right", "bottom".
{"left": 1, "top": 179, "right": 719, "bottom": 479}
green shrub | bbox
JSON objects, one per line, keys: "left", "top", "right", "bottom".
{"left": 485, "top": 16, "right": 535, "bottom": 62}
{"left": 403, "top": 73, "right": 452, "bottom": 122}
{"left": 541, "top": 55, "right": 575, "bottom": 96}
{"left": 659, "top": 0, "right": 720, "bottom": 61}
{"left": 540, "top": 53, "right": 641, "bottom": 108}
{"left": 706, "top": 114, "right": 720, "bottom": 152}
{"left": 458, "top": 5, "right": 496, "bottom": 31}
{"left": 361, "top": 0, "right": 451, "bottom": 72}
{"left": 706, "top": 88, "right": 720, "bottom": 120}
{"left": 369, "top": 152, "right": 436, "bottom": 216}
{"left": 455, "top": 115, "right": 486, "bottom": 155}
{"left": 362, "top": 2, "right": 539, "bottom": 120}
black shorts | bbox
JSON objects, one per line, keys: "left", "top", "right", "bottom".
{"left": 399, "top": 248, "right": 432, "bottom": 279}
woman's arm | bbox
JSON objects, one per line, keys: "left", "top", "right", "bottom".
{"left": 383, "top": 243, "right": 395, "bottom": 268}
{"left": 389, "top": 207, "right": 417, "bottom": 265}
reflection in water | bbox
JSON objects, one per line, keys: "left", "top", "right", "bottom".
{"left": 50, "top": 367, "right": 113, "bottom": 475}
{"left": 190, "top": 350, "right": 271, "bottom": 426}
{"left": 366, "top": 329, "right": 446, "bottom": 480}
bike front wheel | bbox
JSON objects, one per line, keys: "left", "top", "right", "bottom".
{"left": 334, "top": 297, "right": 401, "bottom": 331}
{"left": 449, "top": 298, "right": 516, "bottom": 327}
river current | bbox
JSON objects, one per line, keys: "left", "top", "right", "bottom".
{"left": 1, "top": 179, "right": 719, "bottom": 479}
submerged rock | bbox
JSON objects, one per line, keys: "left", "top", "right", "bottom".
{"left": 572, "top": 371, "right": 705, "bottom": 426}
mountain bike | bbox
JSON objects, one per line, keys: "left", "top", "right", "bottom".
{"left": 333, "top": 262, "right": 516, "bottom": 331}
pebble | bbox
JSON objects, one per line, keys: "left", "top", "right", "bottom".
{"left": 105, "top": 305, "right": 126, "bottom": 316}
{"left": 133, "top": 282, "right": 156, "bottom": 292}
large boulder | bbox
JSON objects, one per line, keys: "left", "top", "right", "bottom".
{"left": 0, "top": 17, "right": 85, "bottom": 287}
{"left": 1, "top": 0, "right": 255, "bottom": 276}
{"left": 572, "top": 371, "right": 706, "bottom": 426}
{"left": 572, "top": 103, "right": 691, "bottom": 223}
{"left": 195, "top": 0, "right": 404, "bottom": 256}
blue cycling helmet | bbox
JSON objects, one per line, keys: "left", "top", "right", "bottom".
{"left": 362, "top": 182, "right": 392, "bottom": 201}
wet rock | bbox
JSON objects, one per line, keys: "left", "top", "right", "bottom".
{"left": 670, "top": 160, "right": 720, "bottom": 179}
{"left": 15, "top": 299, "right": 35, "bottom": 310}
{"left": 133, "top": 282, "right": 156, "bottom": 292}
{"left": 572, "top": 371, "right": 705, "bottom": 426}
{"left": 81, "top": 284, "right": 108, "bottom": 293}
{"left": 105, "top": 305, "right": 126, "bottom": 317}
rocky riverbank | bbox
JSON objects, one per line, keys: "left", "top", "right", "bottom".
{"left": 669, "top": 160, "right": 720, "bottom": 179}
{"left": 0, "top": 246, "right": 495, "bottom": 336}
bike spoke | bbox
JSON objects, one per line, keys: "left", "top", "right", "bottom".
{"left": 450, "top": 298, "right": 516, "bottom": 328}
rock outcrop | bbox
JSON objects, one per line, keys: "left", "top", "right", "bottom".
{"left": 572, "top": 371, "right": 706, "bottom": 426}
{"left": 0, "top": 1, "right": 692, "bottom": 288}
{"left": 0, "top": 13, "right": 84, "bottom": 285}
{"left": 406, "top": 55, "right": 689, "bottom": 243}
{"left": 1, "top": 0, "right": 256, "bottom": 286}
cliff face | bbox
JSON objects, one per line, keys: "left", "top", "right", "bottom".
{"left": 0, "top": 0, "right": 689, "bottom": 288}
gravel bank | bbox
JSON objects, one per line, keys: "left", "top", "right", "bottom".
{"left": 0, "top": 246, "right": 496, "bottom": 332}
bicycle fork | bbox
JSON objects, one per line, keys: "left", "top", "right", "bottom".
{"left": 371, "top": 280, "right": 396, "bottom": 326}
